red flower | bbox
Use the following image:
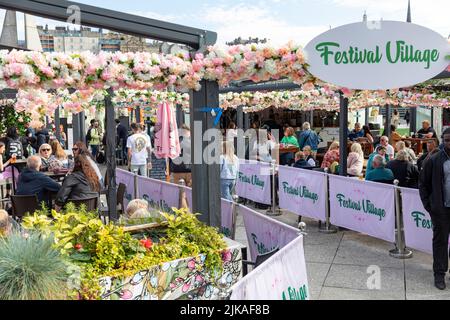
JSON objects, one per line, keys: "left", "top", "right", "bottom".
{"left": 74, "top": 243, "right": 83, "bottom": 251}
{"left": 140, "top": 238, "right": 153, "bottom": 250}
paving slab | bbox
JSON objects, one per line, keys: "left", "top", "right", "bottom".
{"left": 319, "top": 286, "right": 405, "bottom": 300}
{"left": 306, "top": 262, "right": 332, "bottom": 300}
{"left": 324, "top": 264, "right": 405, "bottom": 292}
{"left": 333, "top": 232, "right": 403, "bottom": 269}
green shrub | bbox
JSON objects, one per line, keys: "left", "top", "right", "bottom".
{"left": 0, "top": 232, "right": 68, "bottom": 300}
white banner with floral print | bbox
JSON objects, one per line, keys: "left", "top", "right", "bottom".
{"left": 235, "top": 160, "right": 272, "bottom": 205}
{"left": 329, "top": 175, "right": 395, "bottom": 243}
{"left": 100, "top": 239, "right": 243, "bottom": 300}
{"left": 230, "top": 235, "right": 309, "bottom": 300}
{"left": 278, "top": 166, "right": 327, "bottom": 221}
{"left": 239, "top": 205, "right": 300, "bottom": 262}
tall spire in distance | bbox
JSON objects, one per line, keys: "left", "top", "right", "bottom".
{"left": 363, "top": 11, "right": 367, "bottom": 23}
{"left": 407, "top": 0, "right": 412, "bottom": 23}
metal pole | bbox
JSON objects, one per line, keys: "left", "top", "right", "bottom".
{"left": 365, "top": 107, "right": 369, "bottom": 126}
{"left": 54, "top": 106, "right": 61, "bottom": 142}
{"left": 384, "top": 104, "right": 392, "bottom": 137}
{"left": 267, "top": 160, "right": 281, "bottom": 216}
{"left": 389, "top": 181, "right": 413, "bottom": 259}
{"left": 319, "top": 169, "right": 337, "bottom": 234}
{"left": 79, "top": 111, "right": 86, "bottom": 145}
{"left": 339, "top": 93, "right": 349, "bottom": 176}
{"left": 237, "top": 105, "right": 244, "bottom": 130}
{"left": 178, "top": 179, "right": 186, "bottom": 209}
{"left": 135, "top": 106, "right": 141, "bottom": 124}
{"left": 231, "top": 195, "right": 239, "bottom": 240}
{"left": 190, "top": 80, "right": 221, "bottom": 227}
{"left": 176, "top": 105, "right": 184, "bottom": 128}
{"left": 72, "top": 113, "right": 80, "bottom": 143}
{"left": 133, "top": 169, "right": 138, "bottom": 199}
{"left": 310, "top": 110, "right": 314, "bottom": 125}
{"left": 410, "top": 107, "right": 417, "bottom": 134}
{"left": 105, "top": 89, "right": 118, "bottom": 221}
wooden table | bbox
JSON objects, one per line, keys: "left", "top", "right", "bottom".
{"left": 401, "top": 137, "right": 439, "bottom": 154}
{"left": 279, "top": 146, "right": 300, "bottom": 154}
{"left": 43, "top": 171, "right": 68, "bottom": 182}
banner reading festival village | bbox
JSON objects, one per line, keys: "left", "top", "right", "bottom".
{"left": 116, "top": 169, "right": 135, "bottom": 208}
{"left": 235, "top": 160, "right": 271, "bottom": 205}
{"left": 329, "top": 175, "right": 395, "bottom": 243}
{"left": 230, "top": 236, "right": 309, "bottom": 300}
{"left": 137, "top": 176, "right": 179, "bottom": 213}
{"left": 278, "top": 166, "right": 326, "bottom": 221}
{"left": 400, "top": 187, "right": 433, "bottom": 254}
{"left": 240, "top": 205, "right": 299, "bottom": 262}
{"left": 304, "top": 21, "right": 450, "bottom": 90}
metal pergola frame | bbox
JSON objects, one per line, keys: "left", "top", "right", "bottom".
{"left": 0, "top": 0, "right": 221, "bottom": 226}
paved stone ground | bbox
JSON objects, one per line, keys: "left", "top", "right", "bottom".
{"left": 234, "top": 206, "right": 450, "bottom": 300}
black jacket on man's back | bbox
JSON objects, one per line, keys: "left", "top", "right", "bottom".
{"left": 419, "top": 150, "right": 450, "bottom": 216}
{"left": 17, "top": 168, "right": 61, "bottom": 203}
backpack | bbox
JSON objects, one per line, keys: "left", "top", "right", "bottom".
{"left": 96, "top": 151, "right": 105, "bottom": 164}
{"left": 86, "top": 128, "right": 92, "bottom": 144}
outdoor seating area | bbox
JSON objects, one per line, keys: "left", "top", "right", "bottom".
{"left": 0, "top": 0, "right": 449, "bottom": 307}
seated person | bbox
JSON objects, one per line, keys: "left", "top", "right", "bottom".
{"left": 302, "top": 146, "right": 317, "bottom": 167}
{"left": 365, "top": 155, "right": 394, "bottom": 183}
{"left": 389, "top": 125, "right": 404, "bottom": 147}
{"left": 321, "top": 141, "right": 340, "bottom": 169}
{"left": 55, "top": 154, "right": 100, "bottom": 211}
{"left": 403, "top": 140, "right": 418, "bottom": 162}
{"left": 0, "top": 209, "right": 12, "bottom": 237}
{"left": 417, "top": 120, "right": 437, "bottom": 139}
{"left": 124, "top": 199, "right": 161, "bottom": 220}
{"left": 386, "top": 150, "right": 419, "bottom": 188}
{"left": 347, "top": 143, "right": 364, "bottom": 177}
{"left": 38, "top": 143, "right": 55, "bottom": 172}
{"left": 417, "top": 140, "right": 437, "bottom": 170}
{"left": 366, "top": 146, "right": 390, "bottom": 177}
{"left": 16, "top": 155, "right": 61, "bottom": 205}
{"left": 280, "top": 127, "right": 299, "bottom": 165}
{"left": 395, "top": 141, "right": 416, "bottom": 162}
{"left": 49, "top": 139, "right": 71, "bottom": 172}
{"left": 292, "top": 151, "right": 313, "bottom": 170}
{"left": 348, "top": 123, "right": 365, "bottom": 141}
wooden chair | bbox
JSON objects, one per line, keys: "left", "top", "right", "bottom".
{"left": 116, "top": 183, "right": 126, "bottom": 215}
{"left": 67, "top": 196, "right": 98, "bottom": 212}
{"left": 10, "top": 194, "right": 40, "bottom": 221}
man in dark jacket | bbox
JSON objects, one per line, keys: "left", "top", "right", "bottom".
{"left": 292, "top": 151, "right": 313, "bottom": 170}
{"left": 116, "top": 119, "right": 128, "bottom": 164}
{"left": 386, "top": 150, "right": 419, "bottom": 188}
{"left": 16, "top": 155, "right": 61, "bottom": 206}
{"left": 35, "top": 126, "right": 49, "bottom": 150}
{"left": 419, "top": 127, "right": 450, "bottom": 290}
{"left": 417, "top": 140, "right": 438, "bottom": 171}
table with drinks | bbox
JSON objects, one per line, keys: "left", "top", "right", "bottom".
{"left": 401, "top": 135, "right": 439, "bottom": 154}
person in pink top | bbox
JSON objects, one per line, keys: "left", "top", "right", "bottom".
{"left": 347, "top": 143, "right": 364, "bottom": 177}
{"left": 321, "top": 141, "right": 340, "bottom": 169}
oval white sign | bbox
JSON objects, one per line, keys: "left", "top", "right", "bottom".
{"left": 304, "top": 21, "right": 450, "bottom": 90}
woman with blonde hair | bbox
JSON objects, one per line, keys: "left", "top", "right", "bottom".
{"left": 321, "top": 141, "right": 340, "bottom": 169}
{"left": 49, "top": 140, "right": 71, "bottom": 172}
{"left": 347, "top": 143, "right": 364, "bottom": 176}
{"left": 0, "top": 209, "right": 11, "bottom": 237}
{"left": 220, "top": 141, "right": 239, "bottom": 201}
{"left": 38, "top": 143, "right": 55, "bottom": 172}
{"left": 395, "top": 141, "right": 416, "bottom": 162}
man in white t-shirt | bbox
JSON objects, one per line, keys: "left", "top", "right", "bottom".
{"left": 127, "top": 123, "right": 152, "bottom": 177}
{"left": 380, "top": 136, "right": 395, "bottom": 161}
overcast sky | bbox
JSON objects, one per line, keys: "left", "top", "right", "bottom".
{"left": 0, "top": 0, "right": 448, "bottom": 46}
